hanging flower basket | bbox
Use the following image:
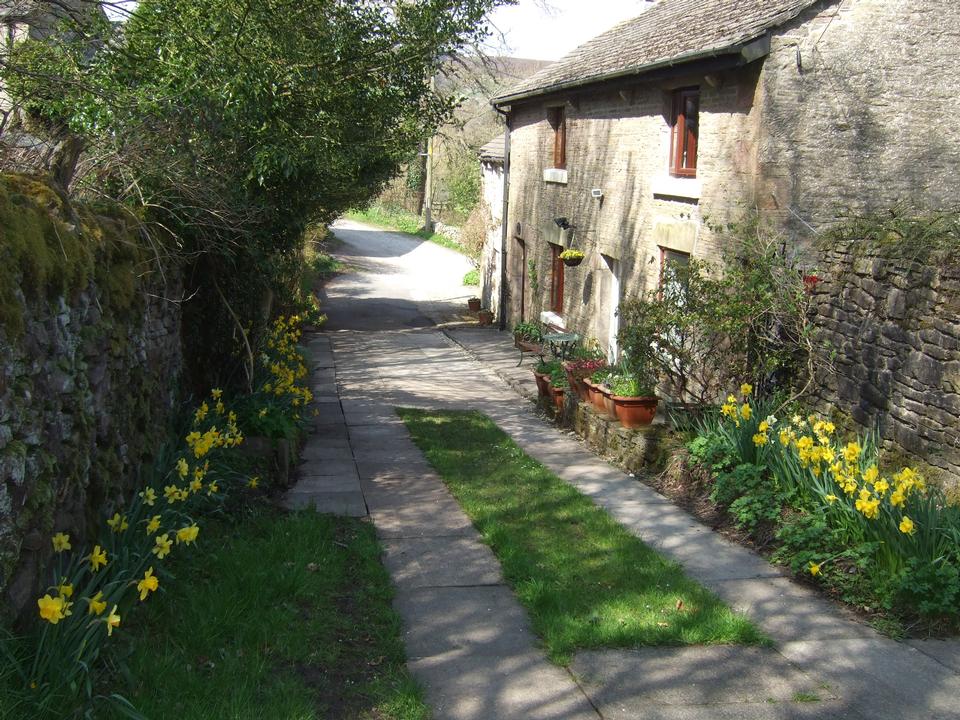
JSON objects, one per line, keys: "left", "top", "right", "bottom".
{"left": 560, "top": 249, "right": 585, "bottom": 267}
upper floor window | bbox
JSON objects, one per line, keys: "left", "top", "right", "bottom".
{"left": 670, "top": 88, "right": 699, "bottom": 177}
{"left": 547, "top": 106, "right": 566, "bottom": 170}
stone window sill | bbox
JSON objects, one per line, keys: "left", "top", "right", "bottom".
{"left": 651, "top": 176, "right": 701, "bottom": 201}
{"left": 540, "top": 311, "right": 566, "bottom": 329}
{"left": 543, "top": 168, "right": 568, "bottom": 184}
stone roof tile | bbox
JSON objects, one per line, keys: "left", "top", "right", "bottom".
{"left": 493, "top": 0, "right": 819, "bottom": 104}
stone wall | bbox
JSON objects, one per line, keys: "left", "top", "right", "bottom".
{"left": 0, "top": 174, "right": 182, "bottom": 617}
{"left": 810, "top": 242, "right": 960, "bottom": 482}
{"left": 758, "top": 0, "right": 960, "bottom": 235}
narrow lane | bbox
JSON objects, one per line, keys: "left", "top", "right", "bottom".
{"left": 291, "top": 219, "right": 960, "bottom": 720}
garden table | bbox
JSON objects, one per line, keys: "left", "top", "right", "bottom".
{"left": 542, "top": 331, "right": 580, "bottom": 361}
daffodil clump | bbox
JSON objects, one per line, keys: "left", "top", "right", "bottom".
{"left": 704, "top": 384, "right": 960, "bottom": 624}
{"left": 9, "top": 378, "right": 289, "bottom": 716}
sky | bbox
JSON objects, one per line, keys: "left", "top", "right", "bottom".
{"left": 486, "top": 0, "right": 652, "bottom": 61}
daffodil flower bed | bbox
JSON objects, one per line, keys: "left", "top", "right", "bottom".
{"left": 690, "top": 384, "right": 960, "bottom": 632}
{"left": 0, "top": 314, "right": 316, "bottom": 718}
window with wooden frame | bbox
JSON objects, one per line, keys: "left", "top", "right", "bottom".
{"left": 669, "top": 88, "right": 699, "bottom": 177}
{"left": 550, "top": 243, "right": 565, "bottom": 314}
{"left": 547, "top": 106, "right": 566, "bottom": 169}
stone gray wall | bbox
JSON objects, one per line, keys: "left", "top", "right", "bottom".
{"left": 758, "top": 0, "right": 960, "bottom": 233}
{"left": 810, "top": 244, "right": 960, "bottom": 482}
{"left": 0, "top": 175, "right": 182, "bottom": 617}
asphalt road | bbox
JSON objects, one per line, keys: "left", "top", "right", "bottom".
{"left": 321, "top": 218, "right": 476, "bottom": 332}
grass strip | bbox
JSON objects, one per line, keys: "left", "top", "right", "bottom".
{"left": 398, "top": 408, "right": 766, "bottom": 664}
{"left": 110, "top": 507, "right": 428, "bottom": 720}
{"left": 346, "top": 207, "right": 465, "bottom": 256}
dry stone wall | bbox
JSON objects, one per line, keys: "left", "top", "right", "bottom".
{"left": 810, "top": 245, "right": 960, "bottom": 482}
{"left": 0, "top": 175, "right": 182, "bottom": 618}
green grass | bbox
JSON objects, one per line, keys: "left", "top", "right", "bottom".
{"left": 110, "top": 507, "right": 429, "bottom": 720}
{"left": 462, "top": 268, "right": 479, "bottom": 286}
{"left": 398, "top": 408, "right": 766, "bottom": 664}
{"left": 346, "top": 206, "right": 465, "bottom": 255}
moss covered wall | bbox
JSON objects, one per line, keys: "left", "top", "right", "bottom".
{"left": 0, "top": 174, "right": 182, "bottom": 617}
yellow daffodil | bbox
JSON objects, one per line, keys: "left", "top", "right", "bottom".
{"left": 808, "top": 562, "right": 821, "bottom": 576}
{"left": 38, "top": 595, "right": 66, "bottom": 624}
{"left": 758, "top": 420, "right": 769, "bottom": 433}
{"left": 194, "top": 402, "right": 209, "bottom": 424}
{"left": 140, "top": 487, "right": 157, "bottom": 506}
{"left": 215, "top": 400, "right": 225, "bottom": 415}
{"left": 258, "top": 408, "right": 268, "bottom": 418}
{"left": 752, "top": 433, "right": 768, "bottom": 446}
{"left": 145, "top": 515, "right": 161, "bottom": 535}
{"left": 211, "top": 388, "right": 222, "bottom": 400}
{"left": 873, "top": 478, "right": 889, "bottom": 496}
{"left": 106, "top": 606, "right": 121, "bottom": 636}
{"left": 152, "top": 533, "right": 172, "bottom": 559}
{"left": 176, "top": 525, "right": 200, "bottom": 545}
{"left": 107, "top": 513, "right": 129, "bottom": 533}
{"left": 862, "top": 465, "right": 879, "bottom": 485}
{"left": 189, "top": 477, "right": 203, "bottom": 493}
{"left": 843, "top": 442, "right": 861, "bottom": 464}
{"left": 87, "top": 591, "right": 107, "bottom": 616}
{"left": 247, "top": 476, "right": 259, "bottom": 489}
{"left": 137, "top": 567, "right": 159, "bottom": 601}
{"left": 207, "top": 481, "right": 219, "bottom": 495}
{"left": 56, "top": 582, "right": 73, "bottom": 599}
{"left": 890, "top": 488, "right": 906, "bottom": 507}
{"left": 740, "top": 404, "right": 752, "bottom": 421}
{"left": 825, "top": 494, "right": 838, "bottom": 503}
{"left": 89, "top": 545, "right": 108, "bottom": 572}
{"left": 51, "top": 532, "right": 71, "bottom": 553}
{"left": 164, "top": 485, "right": 181, "bottom": 504}
{"left": 740, "top": 383, "right": 753, "bottom": 397}
{"left": 899, "top": 516, "right": 915, "bottom": 534}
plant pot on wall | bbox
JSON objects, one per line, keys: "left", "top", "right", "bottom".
{"left": 550, "top": 385, "right": 566, "bottom": 414}
{"left": 611, "top": 395, "right": 659, "bottom": 429}
{"left": 477, "top": 309, "right": 494, "bottom": 326}
{"left": 533, "top": 370, "right": 551, "bottom": 398}
{"left": 468, "top": 297, "right": 481, "bottom": 311}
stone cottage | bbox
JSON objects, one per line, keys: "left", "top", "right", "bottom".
{"left": 488, "top": 0, "right": 960, "bottom": 478}
{"left": 489, "top": 0, "right": 960, "bottom": 351}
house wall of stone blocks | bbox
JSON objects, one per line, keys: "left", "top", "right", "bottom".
{"left": 495, "top": 0, "right": 960, "bottom": 479}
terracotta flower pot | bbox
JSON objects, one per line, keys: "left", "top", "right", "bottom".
{"left": 563, "top": 366, "right": 589, "bottom": 402}
{"left": 550, "top": 385, "right": 566, "bottom": 414}
{"left": 468, "top": 297, "right": 481, "bottom": 311}
{"left": 589, "top": 381, "right": 607, "bottom": 414}
{"left": 611, "top": 395, "right": 659, "bottom": 429}
{"left": 477, "top": 309, "right": 494, "bottom": 326}
{"left": 601, "top": 387, "right": 618, "bottom": 420}
{"left": 533, "top": 370, "right": 551, "bottom": 398}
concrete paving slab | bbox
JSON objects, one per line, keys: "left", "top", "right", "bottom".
{"left": 408, "top": 649, "right": 599, "bottom": 720}
{"left": 382, "top": 536, "right": 502, "bottom": 588}
{"left": 906, "top": 639, "right": 960, "bottom": 674}
{"left": 299, "top": 444, "right": 354, "bottom": 462}
{"left": 395, "top": 585, "right": 535, "bottom": 657}
{"left": 298, "top": 459, "right": 359, "bottom": 478}
{"left": 571, "top": 647, "right": 830, "bottom": 708}
{"left": 710, "top": 578, "right": 876, "bottom": 641}
{"left": 363, "top": 482, "right": 456, "bottom": 510}
{"left": 292, "top": 475, "right": 361, "bottom": 494}
{"left": 370, "top": 505, "right": 479, "bottom": 540}
{"left": 354, "top": 459, "right": 439, "bottom": 484}
{"left": 587, "top": 702, "right": 862, "bottom": 720}
{"left": 281, "top": 489, "right": 367, "bottom": 516}
{"left": 779, "top": 638, "right": 960, "bottom": 720}
{"left": 311, "top": 382, "right": 338, "bottom": 395}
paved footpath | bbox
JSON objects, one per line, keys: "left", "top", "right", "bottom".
{"left": 284, "top": 220, "right": 960, "bottom": 720}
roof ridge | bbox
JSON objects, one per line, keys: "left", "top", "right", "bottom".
{"left": 493, "top": 0, "right": 822, "bottom": 105}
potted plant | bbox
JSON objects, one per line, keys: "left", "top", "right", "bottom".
{"left": 608, "top": 371, "right": 659, "bottom": 429}
{"left": 477, "top": 308, "right": 494, "bottom": 326}
{"left": 513, "top": 321, "right": 545, "bottom": 353}
{"left": 548, "top": 365, "right": 569, "bottom": 414}
{"left": 533, "top": 359, "right": 558, "bottom": 398}
{"left": 468, "top": 297, "right": 481, "bottom": 311}
{"left": 589, "top": 368, "right": 612, "bottom": 415}
{"left": 559, "top": 248, "right": 585, "bottom": 267}
{"left": 562, "top": 347, "right": 606, "bottom": 403}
